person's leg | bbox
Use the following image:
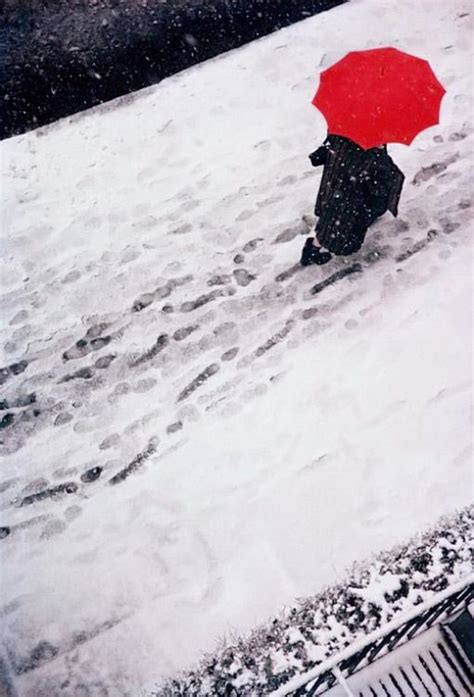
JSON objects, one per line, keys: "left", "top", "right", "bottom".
{"left": 311, "top": 238, "right": 330, "bottom": 252}
{"left": 300, "top": 237, "right": 332, "bottom": 266}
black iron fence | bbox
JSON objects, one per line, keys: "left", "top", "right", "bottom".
{"left": 272, "top": 576, "right": 474, "bottom": 697}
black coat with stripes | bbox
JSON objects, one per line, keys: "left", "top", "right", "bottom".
{"left": 309, "top": 134, "right": 404, "bottom": 255}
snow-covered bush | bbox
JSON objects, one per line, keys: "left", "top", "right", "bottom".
{"left": 154, "top": 505, "right": 473, "bottom": 696}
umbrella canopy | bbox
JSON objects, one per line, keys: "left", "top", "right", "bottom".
{"left": 312, "top": 47, "right": 446, "bottom": 150}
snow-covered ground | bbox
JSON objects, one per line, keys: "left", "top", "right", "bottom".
{"left": 0, "top": 0, "right": 472, "bottom": 695}
{"left": 159, "top": 511, "right": 473, "bottom": 696}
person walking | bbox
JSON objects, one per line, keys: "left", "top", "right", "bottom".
{"left": 302, "top": 47, "right": 446, "bottom": 266}
{"left": 301, "top": 134, "right": 404, "bottom": 266}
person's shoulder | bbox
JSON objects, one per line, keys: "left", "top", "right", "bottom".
{"left": 327, "top": 134, "right": 350, "bottom": 147}
{"left": 375, "top": 149, "right": 395, "bottom": 167}
{"left": 385, "top": 153, "right": 403, "bottom": 175}
{"left": 381, "top": 154, "right": 405, "bottom": 183}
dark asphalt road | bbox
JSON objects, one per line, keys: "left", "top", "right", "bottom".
{"left": 1, "top": 0, "right": 345, "bottom": 140}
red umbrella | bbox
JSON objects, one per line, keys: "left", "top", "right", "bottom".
{"left": 312, "top": 47, "right": 446, "bottom": 150}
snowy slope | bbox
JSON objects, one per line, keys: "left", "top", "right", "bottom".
{"left": 0, "top": 0, "right": 473, "bottom": 695}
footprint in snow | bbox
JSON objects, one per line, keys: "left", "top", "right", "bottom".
{"left": 233, "top": 269, "right": 256, "bottom": 287}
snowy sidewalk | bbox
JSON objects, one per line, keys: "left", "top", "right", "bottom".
{"left": 0, "top": 1, "right": 473, "bottom": 695}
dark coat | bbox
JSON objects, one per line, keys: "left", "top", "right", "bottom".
{"left": 309, "top": 135, "right": 405, "bottom": 255}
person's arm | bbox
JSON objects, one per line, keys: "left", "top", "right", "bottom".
{"left": 357, "top": 158, "right": 392, "bottom": 217}
{"left": 360, "top": 158, "right": 403, "bottom": 218}
{"left": 308, "top": 143, "right": 329, "bottom": 167}
{"left": 387, "top": 167, "right": 405, "bottom": 217}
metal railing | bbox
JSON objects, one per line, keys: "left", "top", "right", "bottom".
{"left": 270, "top": 573, "right": 474, "bottom": 696}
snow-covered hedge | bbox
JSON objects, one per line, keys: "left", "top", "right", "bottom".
{"left": 153, "top": 505, "right": 473, "bottom": 696}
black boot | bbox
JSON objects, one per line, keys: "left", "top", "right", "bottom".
{"left": 300, "top": 238, "right": 332, "bottom": 266}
